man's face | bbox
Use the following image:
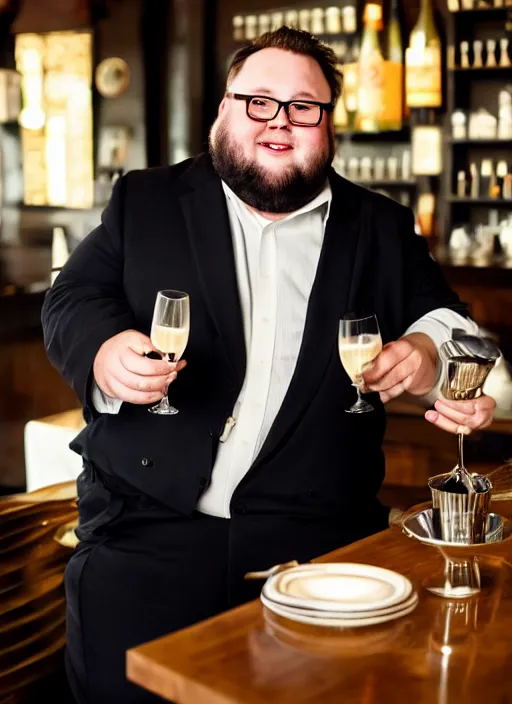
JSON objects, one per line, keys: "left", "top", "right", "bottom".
{"left": 209, "top": 48, "right": 335, "bottom": 214}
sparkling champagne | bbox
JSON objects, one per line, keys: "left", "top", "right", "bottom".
{"left": 151, "top": 325, "right": 189, "bottom": 362}
{"left": 338, "top": 334, "right": 382, "bottom": 385}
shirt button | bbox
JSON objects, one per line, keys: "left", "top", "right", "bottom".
{"left": 141, "top": 457, "right": 153, "bottom": 468}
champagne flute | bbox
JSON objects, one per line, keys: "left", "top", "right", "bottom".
{"left": 338, "top": 315, "right": 382, "bottom": 414}
{"left": 148, "top": 290, "right": 190, "bottom": 416}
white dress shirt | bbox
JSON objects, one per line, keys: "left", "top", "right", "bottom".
{"left": 92, "top": 182, "right": 479, "bottom": 518}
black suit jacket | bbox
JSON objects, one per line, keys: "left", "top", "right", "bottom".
{"left": 42, "top": 153, "right": 467, "bottom": 525}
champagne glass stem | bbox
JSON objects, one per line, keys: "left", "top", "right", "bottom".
{"left": 457, "top": 432, "right": 464, "bottom": 469}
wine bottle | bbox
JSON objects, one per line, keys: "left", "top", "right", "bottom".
{"left": 405, "top": 0, "right": 442, "bottom": 108}
{"left": 381, "top": 0, "right": 403, "bottom": 131}
{"left": 341, "top": 3, "right": 359, "bottom": 132}
{"left": 333, "top": 61, "right": 349, "bottom": 130}
{"left": 358, "top": 3, "right": 385, "bottom": 133}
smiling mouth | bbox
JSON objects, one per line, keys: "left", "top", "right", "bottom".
{"left": 259, "top": 142, "right": 293, "bottom": 151}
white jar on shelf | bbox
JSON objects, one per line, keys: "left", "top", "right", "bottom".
{"left": 298, "top": 9, "right": 311, "bottom": 32}
{"left": 245, "top": 15, "right": 258, "bottom": 40}
{"left": 498, "top": 89, "right": 512, "bottom": 140}
{"left": 311, "top": 8, "right": 325, "bottom": 35}
{"left": 325, "top": 7, "right": 342, "bottom": 34}
{"left": 258, "top": 14, "right": 270, "bottom": 35}
{"left": 232, "top": 15, "right": 244, "bottom": 42}
{"left": 271, "top": 11, "right": 284, "bottom": 31}
{"left": 451, "top": 110, "right": 467, "bottom": 140}
{"left": 468, "top": 108, "right": 497, "bottom": 139}
{"left": 285, "top": 10, "right": 299, "bottom": 28}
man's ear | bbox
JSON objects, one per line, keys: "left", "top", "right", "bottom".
{"left": 217, "top": 97, "right": 228, "bottom": 117}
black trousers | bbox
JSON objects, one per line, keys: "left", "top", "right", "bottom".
{"left": 65, "top": 505, "right": 387, "bottom": 703}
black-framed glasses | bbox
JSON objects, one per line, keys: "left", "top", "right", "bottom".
{"left": 226, "top": 92, "right": 334, "bottom": 127}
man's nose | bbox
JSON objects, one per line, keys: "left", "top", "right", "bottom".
{"left": 266, "top": 105, "right": 291, "bottom": 129}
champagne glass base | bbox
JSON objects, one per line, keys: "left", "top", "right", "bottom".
{"left": 148, "top": 397, "right": 179, "bottom": 415}
{"left": 345, "top": 400, "right": 374, "bottom": 414}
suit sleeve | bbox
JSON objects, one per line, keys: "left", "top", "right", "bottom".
{"left": 41, "top": 175, "right": 136, "bottom": 420}
{"left": 400, "top": 208, "right": 469, "bottom": 329}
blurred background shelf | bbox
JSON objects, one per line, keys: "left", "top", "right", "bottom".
{"left": 447, "top": 197, "right": 512, "bottom": 204}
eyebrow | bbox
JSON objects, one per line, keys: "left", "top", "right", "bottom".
{"left": 248, "top": 87, "right": 321, "bottom": 101}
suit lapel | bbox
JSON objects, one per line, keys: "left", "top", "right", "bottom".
{"left": 179, "top": 158, "right": 246, "bottom": 388}
{"left": 247, "top": 174, "right": 367, "bottom": 474}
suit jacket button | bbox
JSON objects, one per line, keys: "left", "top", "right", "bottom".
{"left": 235, "top": 502, "right": 247, "bottom": 515}
{"left": 141, "top": 457, "right": 153, "bottom": 467}
{"left": 199, "top": 476, "right": 208, "bottom": 488}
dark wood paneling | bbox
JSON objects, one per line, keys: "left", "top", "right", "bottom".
{"left": 0, "top": 338, "right": 79, "bottom": 488}
{"left": 12, "top": 0, "right": 90, "bottom": 33}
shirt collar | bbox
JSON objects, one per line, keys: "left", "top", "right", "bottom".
{"left": 221, "top": 179, "right": 332, "bottom": 229}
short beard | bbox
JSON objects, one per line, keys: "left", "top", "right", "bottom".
{"left": 209, "top": 121, "right": 334, "bottom": 214}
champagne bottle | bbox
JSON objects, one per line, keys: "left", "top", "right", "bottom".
{"left": 358, "top": 3, "right": 384, "bottom": 133}
{"left": 405, "top": 0, "right": 442, "bottom": 108}
{"left": 341, "top": 3, "right": 359, "bottom": 132}
{"left": 333, "top": 61, "right": 349, "bottom": 130}
{"left": 381, "top": 0, "right": 403, "bottom": 131}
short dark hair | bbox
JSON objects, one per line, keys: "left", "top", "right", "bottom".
{"left": 226, "top": 26, "right": 343, "bottom": 106}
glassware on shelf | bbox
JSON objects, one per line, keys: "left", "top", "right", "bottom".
{"left": 232, "top": 15, "right": 244, "bottom": 42}
{"left": 486, "top": 39, "right": 498, "bottom": 68}
{"left": 374, "top": 157, "right": 386, "bottom": 180}
{"left": 473, "top": 40, "right": 484, "bottom": 69}
{"left": 298, "top": 9, "right": 311, "bottom": 32}
{"left": 498, "top": 88, "right": 512, "bottom": 139}
{"left": 348, "top": 157, "right": 360, "bottom": 181}
{"left": 468, "top": 109, "right": 498, "bottom": 139}
{"left": 460, "top": 41, "right": 471, "bottom": 68}
{"left": 284, "top": 10, "right": 298, "bottom": 29}
{"left": 360, "top": 156, "right": 372, "bottom": 181}
{"left": 449, "top": 226, "right": 472, "bottom": 261}
{"left": 451, "top": 110, "right": 467, "bottom": 139}
{"left": 499, "top": 38, "right": 511, "bottom": 67}
{"left": 325, "top": 6, "right": 342, "bottom": 34}
{"left": 244, "top": 15, "right": 258, "bottom": 40}
{"left": 271, "top": 12, "right": 283, "bottom": 31}
{"left": 310, "top": 8, "right": 325, "bottom": 35}
{"left": 258, "top": 14, "right": 270, "bottom": 35}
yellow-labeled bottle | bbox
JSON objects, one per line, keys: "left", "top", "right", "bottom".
{"left": 341, "top": 4, "right": 359, "bottom": 132}
{"left": 405, "top": 0, "right": 442, "bottom": 108}
{"left": 358, "top": 3, "right": 385, "bottom": 132}
{"left": 381, "top": 0, "right": 403, "bottom": 131}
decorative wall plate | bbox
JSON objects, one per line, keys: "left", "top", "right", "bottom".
{"left": 95, "top": 57, "right": 130, "bottom": 98}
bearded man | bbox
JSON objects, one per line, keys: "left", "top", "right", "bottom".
{"left": 42, "top": 27, "right": 495, "bottom": 704}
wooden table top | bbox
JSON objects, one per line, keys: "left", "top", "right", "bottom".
{"left": 127, "top": 523, "right": 512, "bottom": 704}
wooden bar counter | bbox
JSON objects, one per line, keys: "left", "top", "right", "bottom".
{"left": 127, "top": 517, "right": 512, "bottom": 704}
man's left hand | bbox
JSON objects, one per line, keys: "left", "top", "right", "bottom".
{"left": 362, "top": 333, "right": 438, "bottom": 403}
{"left": 425, "top": 395, "right": 496, "bottom": 435}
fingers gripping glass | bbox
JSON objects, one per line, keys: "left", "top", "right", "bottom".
{"left": 226, "top": 92, "right": 334, "bottom": 127}
{"left": 338, "top": 315, "right": 382, "bottom": 414}
{"left": 149, "top": 290, "right": 190, "bottom": 416}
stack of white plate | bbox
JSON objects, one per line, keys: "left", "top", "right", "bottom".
{"left": 261, "top": 563, "right": 418, "bottom": 628}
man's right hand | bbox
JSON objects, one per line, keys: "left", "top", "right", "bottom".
{"left": 93, "top": 330, "right": 187, "bottom": 404}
